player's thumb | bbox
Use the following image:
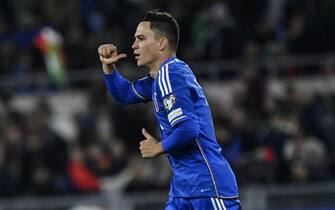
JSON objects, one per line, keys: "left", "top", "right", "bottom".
{"left": 102, "top": 53, "right": 127, "bottom": 64}
{"left": 116, "top": 53, "right": 127, "bottom": 60}
{"left": 142, "top": 128, "right": 152, "bottom": 139}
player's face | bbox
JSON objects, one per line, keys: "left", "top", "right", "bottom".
{"left": 132, "top": 22, "right": 160, "bottom": 69}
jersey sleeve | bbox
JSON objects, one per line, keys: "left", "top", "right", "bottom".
{"left": 131, "top": 75, "right": 152, "bottom": 102}
{"left": 158, "top": 64, "right": 197, "bottom": 128}
{"left": 161, "top": 118, "right": 199, "bottom": 153}
{"left": 104, "top": 70, "right": 152, "bottom": 105}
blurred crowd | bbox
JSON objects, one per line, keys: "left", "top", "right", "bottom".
{"left": 212, "top": 74, "right": 335, "bottom": 185}
{"left": 0, "top": 83, "right": 172, "bottom": 197}
{"left": 1, "top": 0, "right": 335, "bottom": 75}
{"left": 0, "top": 0, "right": 335, "bottom": 198}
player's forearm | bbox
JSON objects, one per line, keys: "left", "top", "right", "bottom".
{"left": 162, "top": 119, "right": 200, "bottom": 153}
{"left": 103, "top": 70, "right": 140, "bottom": 105}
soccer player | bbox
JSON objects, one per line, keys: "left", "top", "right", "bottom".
{"left": 98, "top": 11, "right": 241, "bottom": 210}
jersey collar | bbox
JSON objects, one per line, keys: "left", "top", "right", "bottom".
{"left": 159, "top": 56, "right": 177, "bottom": 70}
{"left": 151, "top": 56, "right": 176, "bottom": 79}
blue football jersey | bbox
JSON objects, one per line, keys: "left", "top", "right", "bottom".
{"left": 104, "top": 56, "right": 239, "bottom": 198}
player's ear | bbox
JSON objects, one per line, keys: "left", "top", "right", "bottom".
{"left": 158, "top": 37, "right": 169, "bottom": 51}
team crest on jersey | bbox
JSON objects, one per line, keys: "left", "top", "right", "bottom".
{"left": 163, "top": 94, "right": 176, "bottom": 111}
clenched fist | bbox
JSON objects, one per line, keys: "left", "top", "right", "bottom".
{"left": 97, "top": 44, "right": 127, "bottom": 74}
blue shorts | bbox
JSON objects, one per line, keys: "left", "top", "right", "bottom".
{"left": 165, "top": 197, "right": 242, "bottom": 210}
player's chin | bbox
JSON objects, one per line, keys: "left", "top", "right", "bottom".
{"left": 136, "top": 60, "right": 144, "bottom": 67}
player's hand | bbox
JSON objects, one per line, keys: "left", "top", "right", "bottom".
{"left": 97, "top": 44, "right": 127, "bottom": 74}
{"left": 139, "top": 128, "right": 164, "bottom": 159}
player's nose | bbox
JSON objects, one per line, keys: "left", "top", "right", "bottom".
{"left": 132, "top": 41, "right": 138, "bottom": 50}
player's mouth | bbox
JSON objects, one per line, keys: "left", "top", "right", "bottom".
{"left": 134, "top": 52, "right": 140, "bottom": 60}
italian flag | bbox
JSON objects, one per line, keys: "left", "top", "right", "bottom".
{"left": 35, "top": 27, "right": 66, "bottom": 86}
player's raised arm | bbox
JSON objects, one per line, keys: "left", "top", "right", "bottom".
{"left": 97, "top": 44, "right": 152, "bottom": 105}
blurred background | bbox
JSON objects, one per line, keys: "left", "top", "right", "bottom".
{"left": 0, "top": 0, "right": 335, "bottom": 209}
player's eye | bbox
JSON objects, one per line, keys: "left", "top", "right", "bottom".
{"left": 137, "top": 35, "right": 145, "bottom": 40}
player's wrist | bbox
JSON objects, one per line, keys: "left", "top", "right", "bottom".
{"left": 102, "top": 63, "right": 117, "bottom": 74}
{"left": 156, "top": 142, "right": 165, "bottom": 155}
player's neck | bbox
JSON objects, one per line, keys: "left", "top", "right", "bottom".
{"left": 149, "top": 52, "right": 176, "bottom": 78}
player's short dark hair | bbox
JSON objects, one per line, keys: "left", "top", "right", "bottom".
{"left": 141, "top": 11, "right": 179, "bottom": 52}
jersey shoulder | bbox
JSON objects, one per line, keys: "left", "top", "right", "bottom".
{"left": 157, "top": 59, "right": 189, "bottom": 97}
{"left": 164, "top": 58, "right": 193, "bottom": 84}
{"left": 164, "top": 58, "right": 189, "bottom": 74}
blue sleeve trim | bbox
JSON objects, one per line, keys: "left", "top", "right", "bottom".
{"left": 167, "top": 108, "right": 189, "bottom": 126}
{"left": 170, "top": 115, "right": 188, "bottom": 127}
{"left": 131, "top": 82, "right": 147, "bottom": 101}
